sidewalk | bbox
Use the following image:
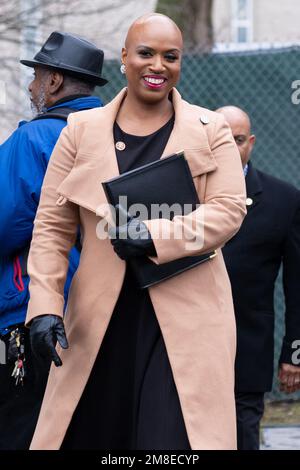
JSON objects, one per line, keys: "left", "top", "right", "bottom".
{"left": 261, "top": 426, "right": 300, "bottom": 450}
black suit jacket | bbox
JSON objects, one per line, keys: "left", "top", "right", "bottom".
{"left": 223, "top": 162, "right": 300, "bottom": 392}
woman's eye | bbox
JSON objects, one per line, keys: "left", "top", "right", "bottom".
{"left": 165, "top": 54, "right": 177, "bottom": 61}
{"left": 139, "top": 50, "right": 152, "bottom": 57}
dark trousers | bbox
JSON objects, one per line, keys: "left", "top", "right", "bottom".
{"left": 0, "top": 328, "right": 49, "bottom": 450}
{"left": 235, "top": 391, "right": 265, "bottom": 450}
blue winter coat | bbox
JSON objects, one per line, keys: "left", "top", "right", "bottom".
{"left": 0, "top": 96, "right": 102, "bottom": 334}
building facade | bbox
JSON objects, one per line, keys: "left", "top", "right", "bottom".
{"left": 0, "top": 0, "right": 157, "bottom": 141}
{"left": 213, "top": 0, "right": 300, "bottom": 50}
{"left": 1, "top": 0, "right": 300, "bottom": 141}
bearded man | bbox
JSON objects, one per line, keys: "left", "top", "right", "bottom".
{"left": 0, "top": 31, "right": 107, "bottom": 449}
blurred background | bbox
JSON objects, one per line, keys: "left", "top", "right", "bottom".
{"left": 0, "top": 0, "right": 300, "bottom": 440}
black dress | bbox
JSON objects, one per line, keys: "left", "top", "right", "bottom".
{"left": 62, "top": 116, "right": 190, "bottom": 450}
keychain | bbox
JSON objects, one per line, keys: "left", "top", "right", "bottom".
{"left": 10, "top": 328, "right": 26, "bottom": 386}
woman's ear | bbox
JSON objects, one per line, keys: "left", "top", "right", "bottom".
{"left": 121, "top": 47, "right": 127, "bottom": 66}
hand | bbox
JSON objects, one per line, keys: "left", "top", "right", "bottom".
{"left": 108, "top": 204, "right": 156, "bottom": 260}
{"left": 278, "top": 363, "right": 300, "bottom": 394}
{"left": 30, "top": 314, "right": 69, "bottom": 367}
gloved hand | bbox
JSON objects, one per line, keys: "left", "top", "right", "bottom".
{"left": 109, "top": 204, "right": 157, "bottom": 261}
{"left": 30, "top": 314, "right": 68, "bottom": 367}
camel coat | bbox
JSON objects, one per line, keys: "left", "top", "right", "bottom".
{"left": 26, "top": 88, "right": 246, "bottom": 450}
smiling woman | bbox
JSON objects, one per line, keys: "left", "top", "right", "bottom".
{"left": 116, "top": 13, "right": 183, "bottom": 134}
{"left": 26, "top": 13, "right": 246, "bottom": 450}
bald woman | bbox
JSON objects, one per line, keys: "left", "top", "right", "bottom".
{"left": 26, "top": 14, "right": 246, "bottom": 450}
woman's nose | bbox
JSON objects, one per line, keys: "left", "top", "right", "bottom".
{"left": 149, "top": 55, "right": 165, "bottom": 73}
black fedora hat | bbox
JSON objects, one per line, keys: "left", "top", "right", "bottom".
{"left": 20, "top": 31, "right": 108, "bottom": 87}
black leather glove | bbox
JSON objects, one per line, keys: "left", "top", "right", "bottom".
{"left": 109, "top": 204, "right": 157, "bottom": 261}
{"left": 30, "top": 314, "right": 68, "bottom": 367}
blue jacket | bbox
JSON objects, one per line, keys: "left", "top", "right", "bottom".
{"left": 0, "top": 96, "right": 102, "bottom": 334}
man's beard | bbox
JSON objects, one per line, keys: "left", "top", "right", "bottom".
{"left": 31, "top": 85, "right": 47, "bottom": 116}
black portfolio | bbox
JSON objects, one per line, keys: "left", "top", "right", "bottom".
{"left": 102, "top": 152, "right": 216, "bottom": 288}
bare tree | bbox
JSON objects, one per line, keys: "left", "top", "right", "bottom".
{"left": 0, "top": 0, "right": 157, "bottom": 140}
{"left": 156, "top": 0, "right": 214, "bottom": 53}
{"left": 0, "top": 0, "right": 140, "bottom": 54}
{"left": 182, "top": 0, "right": 214, "bottom": 53}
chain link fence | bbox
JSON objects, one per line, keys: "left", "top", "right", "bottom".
{"left": 100, "top": 46, "right": 300, "bottom": 401}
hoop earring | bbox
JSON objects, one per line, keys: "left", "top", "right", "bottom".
{"left": 120, "top": 63, "right": 126, "bottom": 74}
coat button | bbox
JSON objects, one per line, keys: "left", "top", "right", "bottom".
{"left": 200, "top": 115, "right": 210, "bottom": 124}
{"left": 116, "top": 141, "right": 126, "bottom": 151}
{"left": 246, "top": 197, "right": 253, "bottom": 206}
{"left": 56, "top": 195, "right": 68, "bottom": 206}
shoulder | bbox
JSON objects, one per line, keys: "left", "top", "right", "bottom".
{"left": 181, "top": 99, "right": 231, "bottom": 146}
{"left": 16, "top": 117, "right": 65, "bottom": 142}
{"left": 182, "top": 99, "right": 222, "bottom": 126}
{"left": 254, "top": 167, "right": 300, "bottom": 219}
{"left": 65, "top": 107, "right": 106, "bottom": 142}
{"left": 1, "top": 119, "right": 67, "bottom": 166}
{"left": 68, "top": 106, "right": 106, "bottom": 125}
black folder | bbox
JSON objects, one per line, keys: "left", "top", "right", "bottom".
{"left": 102, "top": 151, "right": 216, "bottom": 288}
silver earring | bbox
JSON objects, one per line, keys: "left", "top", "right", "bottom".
{"left": 120, "top": 63, "right": 126, "bottom": 74}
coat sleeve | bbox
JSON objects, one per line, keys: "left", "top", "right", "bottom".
{"left": 143, "top": 114, "right": 247, "bottom": 264}
{"left": 26, "top": 114, "right": 79, "bottom": 326}
{"left": 279, "top": 191, "right": 300, "bottom": 365}
{"left": 0, "top": 125, "right": 48, "bottom": 256}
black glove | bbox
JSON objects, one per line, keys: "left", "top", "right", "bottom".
{"left": 30, "top": 314, "right": 68, "bottom": 367}
{"left": 109, "top": 204, "right": 157, "bottom": 261}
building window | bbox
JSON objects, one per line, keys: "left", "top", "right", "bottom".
{"left": 232, "top": 0, "right": 253, "bottom": 43}
{"left": 237, "top": 0, "right": 248, "bottom": 20}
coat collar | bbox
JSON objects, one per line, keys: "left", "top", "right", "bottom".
{"left": 57, "top": 87, "right": 217, "bottom": 215}
{"left": 48, "top": 95, "right": 102, "bottom": 111}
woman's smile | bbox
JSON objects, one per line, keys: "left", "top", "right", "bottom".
{"left": 142, "top": 74, "right": 167, "bottom": 90}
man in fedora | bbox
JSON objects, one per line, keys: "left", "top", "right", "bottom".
{"left": 0, "top": 31, "right": 107, "bottom": 449}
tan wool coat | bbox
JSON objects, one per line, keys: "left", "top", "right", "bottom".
{"left": 26, "top": 88, "right": 246, "bottom": 450}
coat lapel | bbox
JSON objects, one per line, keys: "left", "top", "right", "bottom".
{"left": 163, "top": 89, "right": 218, "bottom": 177}
{"left": 56, "top": 88, "right": 217, "bottom": 216}
{"left": 245, "top": 162, "right": 263, "bottom": 211}
{"left": 56, "top": 89, "right": 126, "bottom": 215}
